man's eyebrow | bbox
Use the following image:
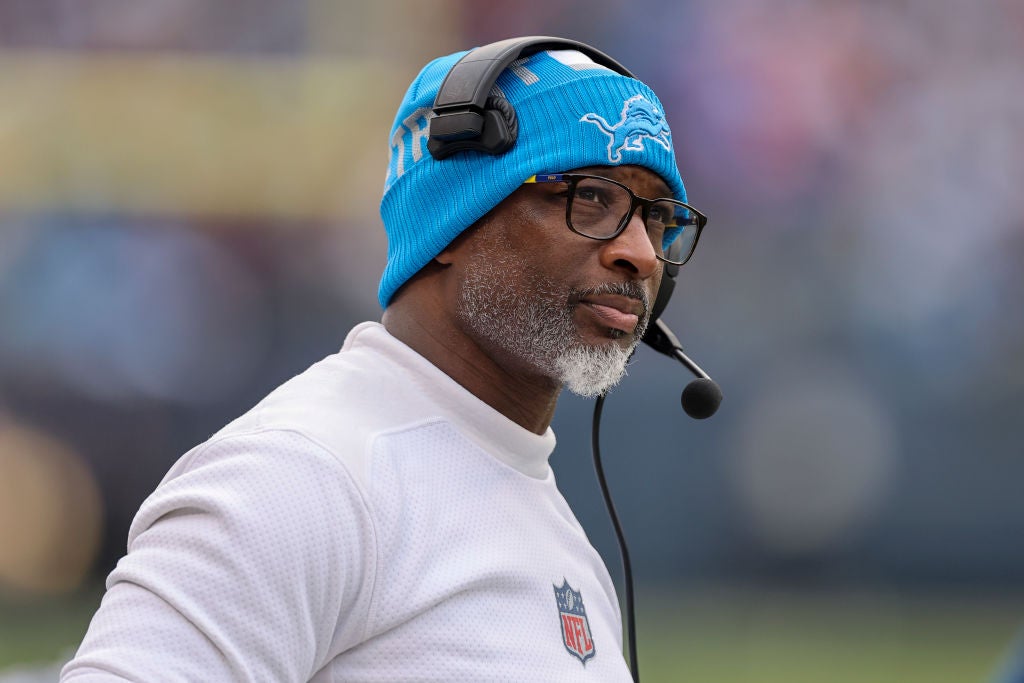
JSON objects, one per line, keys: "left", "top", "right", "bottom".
{"left": 641, "top": 178, "right": 671, "bottom": 198}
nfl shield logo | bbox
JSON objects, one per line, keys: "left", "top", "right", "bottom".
{"left": 554, "top": 579, "right": 596, "bottom": 665}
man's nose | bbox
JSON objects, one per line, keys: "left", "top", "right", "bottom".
{"left": 599, "top": 209, "right": 659, "bottom": 280}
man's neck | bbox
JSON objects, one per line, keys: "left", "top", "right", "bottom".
{"left": 382, "top": 305, "right": 560, "bottom": 436}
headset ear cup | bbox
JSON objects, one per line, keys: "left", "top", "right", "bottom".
{"left": 646, "top": 240, "right": 681, "bottom": 323}
{"left": 648, "top": 270, "right": 675, "bottom": 325}
{"left": 478, "top": 96, "right": 518, "bottom": 154}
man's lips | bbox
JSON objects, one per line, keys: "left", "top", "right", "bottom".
{"left": 578, "top": 294, "right": 645, "bottom": 334}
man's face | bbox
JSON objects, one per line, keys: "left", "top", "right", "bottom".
{"left": 449, "top": 165, "right": 667, "bottom": 397}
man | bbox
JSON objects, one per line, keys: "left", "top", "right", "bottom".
{"left": 62, "top": 38, "right": 705, "bottom": 681}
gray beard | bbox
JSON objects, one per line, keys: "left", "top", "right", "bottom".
{"left": 455, "top": 249, "right": 649, "bottom": 398}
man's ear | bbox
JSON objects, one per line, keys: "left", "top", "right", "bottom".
{"left": 434, "top": 246, "right": 457, "bottom": 266}
{"left": 434, "top": 226, "right": 476, "bottom": 266}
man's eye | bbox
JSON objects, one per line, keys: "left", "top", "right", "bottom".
{"left": 649, "top": 203, "right": 675, "bottom": 224}
{"left": 574, "top": 188, "right": 608, "bottom": 206}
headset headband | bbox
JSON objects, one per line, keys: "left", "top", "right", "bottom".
{"left": 427, "top": 36, "right": 635, "bottom": 160}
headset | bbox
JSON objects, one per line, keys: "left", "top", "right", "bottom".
{"left": 427, "top": 36, "right": 722, "bottom": 682}
{"left": 428, "top": 36, "right": 632, "bottom": 160}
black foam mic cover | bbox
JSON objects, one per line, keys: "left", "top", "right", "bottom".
{"left": 681, "top": 377, "right": 722, "bottom": 419}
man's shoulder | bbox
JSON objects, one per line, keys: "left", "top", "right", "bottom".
{"left": 207, "top": 323, "right": 430, "bottom": 480}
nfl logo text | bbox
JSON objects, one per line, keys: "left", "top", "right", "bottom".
{"left": 554, "top": 579, "right": 595, "bottom": 665}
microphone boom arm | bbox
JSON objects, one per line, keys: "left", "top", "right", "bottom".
{"left": 643, "top": 319, "right": 710, "bottom": 379}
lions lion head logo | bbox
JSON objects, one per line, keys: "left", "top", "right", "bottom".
{"left": 580, "top": 94, "right": 672, "bottom": 163}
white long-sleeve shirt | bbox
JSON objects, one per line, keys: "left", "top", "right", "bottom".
{"left": 62, "top": 322, "right": 630, "bottom": 682}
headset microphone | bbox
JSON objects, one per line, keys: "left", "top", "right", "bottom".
{"left": 643, "top": 318, "right": 723, "bottom": 419}
{"left": 593, "top": 258, "right": 721, "bottom": 682}
{"left": 640, "top": 238, "right": 723, "bottom": 418}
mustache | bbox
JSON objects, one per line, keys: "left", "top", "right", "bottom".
{"left": 573, "top": 281, "right": 651, "bottom": 319}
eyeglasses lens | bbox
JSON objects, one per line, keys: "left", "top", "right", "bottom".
{"left": 568, "top": 176, "right": 696, "bottom": 265}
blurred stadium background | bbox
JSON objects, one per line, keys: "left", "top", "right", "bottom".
{"left": 1, "top": 1, "right": 1023, "bottom": 681}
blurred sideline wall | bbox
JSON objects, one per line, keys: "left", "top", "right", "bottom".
{"left": 0, "top": 0, "right": 461, "bottom": 597}
{"left": 1, "top": 0, "right": 1023, "bottom": 605}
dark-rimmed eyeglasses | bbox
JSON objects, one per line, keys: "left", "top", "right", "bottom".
{"left": 523, "top": 173, "right": 707, "bottom": 266}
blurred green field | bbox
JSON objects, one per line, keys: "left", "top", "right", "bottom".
{"left": 1, "top": 583, "right": 1020, "bottom": 682}
{"left": 0, "top": 584, "right": 102, "bottom": 673}
{"left": 635, "top": 584, "right": 1022, "bottom": 683}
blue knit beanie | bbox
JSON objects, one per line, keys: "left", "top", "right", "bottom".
{"left": 378, "top": 47, "right": 688, "bottom": 308}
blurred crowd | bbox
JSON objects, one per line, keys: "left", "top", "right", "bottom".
{"left": 1, "top": 0, "right": 1023, "bottom": 607}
